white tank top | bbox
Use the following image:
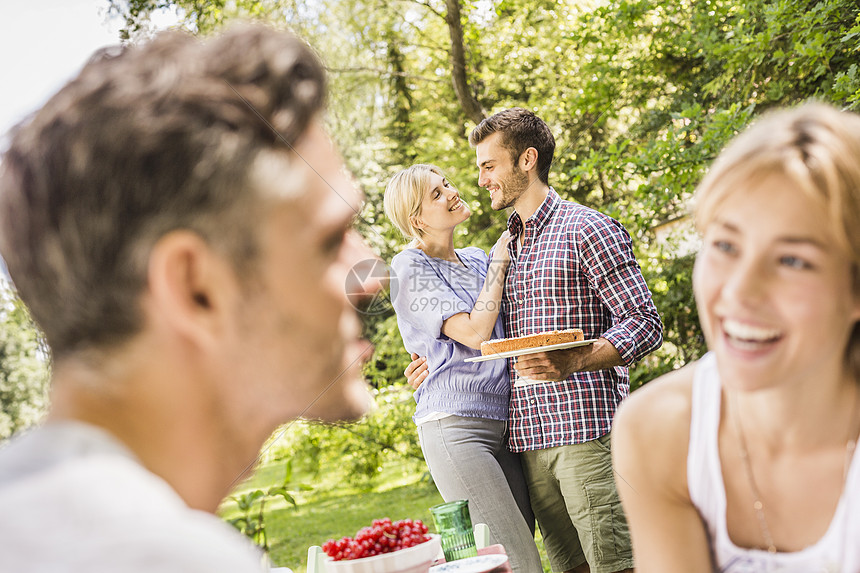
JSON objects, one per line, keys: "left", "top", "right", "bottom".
{"left": 688, "top": 352, "right": 860, "bottom": 573}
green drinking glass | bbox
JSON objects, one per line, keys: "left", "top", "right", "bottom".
{"left": 429, "top": 499, "right": 479, "bottom": 562}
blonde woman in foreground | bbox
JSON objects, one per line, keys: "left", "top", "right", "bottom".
{"left": 612, "top": 103, "right": 860, "bottom": 572}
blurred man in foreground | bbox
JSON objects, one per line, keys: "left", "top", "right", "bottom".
{"left": 0, "top": 23, "right": 376, "bottom": 571}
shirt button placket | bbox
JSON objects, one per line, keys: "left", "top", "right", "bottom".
{"left": 518, "top": 231, "right": 528, "bottom": 307}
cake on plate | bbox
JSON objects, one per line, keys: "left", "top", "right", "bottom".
{"left": 480, "top": 328, "right": 584, "bottom": 356}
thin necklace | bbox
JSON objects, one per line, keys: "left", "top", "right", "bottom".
{"left": 731, "top": 400, "right": 777, "bottom": 553}
{"left": 730, "top": 389, "right": 860, "bottom": 554}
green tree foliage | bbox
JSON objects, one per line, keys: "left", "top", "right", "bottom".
{"left": 105, "top": 0, "right": 859, "bottom": 465}
{"left": 268, "top": 385, "right": 425, "bottom": 487}
{"left": 0, "top": 280, "right": 50, "bottom": 439}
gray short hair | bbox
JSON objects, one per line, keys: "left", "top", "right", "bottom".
{"left": 0, "top": 23, "right": 326, "bottom": 357}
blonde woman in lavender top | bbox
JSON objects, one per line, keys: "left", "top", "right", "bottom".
{"left": 384, "top": 164, "right": 542, "bottom": 573}
{"left": 612, "top": 103, "right": 860, "bottom": 572}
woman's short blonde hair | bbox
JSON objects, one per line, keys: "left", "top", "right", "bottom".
{"left": 383, "top": 164, "right": 445, "bottom": 240}
{"left": 694, "top": 102, "right": 860, "bottom": 379}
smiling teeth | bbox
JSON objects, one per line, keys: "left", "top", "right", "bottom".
{"left": 723, "top": 319, "right": 782, "bottom": 342}
{"left": 449, "top": 199, "right": 461, "bottom": 211}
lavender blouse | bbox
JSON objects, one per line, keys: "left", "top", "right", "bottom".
{"left": 390, "top": 246, "right": 510, "bottom": 423}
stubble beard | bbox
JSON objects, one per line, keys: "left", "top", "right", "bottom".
{"left": 307, "top": 311, "right": 373, "bottom": 422}
{"left": 491, "top": 166, "right": 530, "bottom": 211}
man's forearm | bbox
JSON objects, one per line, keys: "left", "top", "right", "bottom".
{"left": 565, "top": 337, "right": 624, "bottom": 376}
{"left": 512, "top": 333, "right": 631, "bottom": 382}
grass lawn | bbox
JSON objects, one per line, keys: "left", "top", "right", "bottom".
{"left": 219, "top": 457, "right": 554, "bottom": 572}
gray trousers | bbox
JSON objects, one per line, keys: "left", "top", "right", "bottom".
{"left": 418, "top": 416, "right": 543, "bottom": 573}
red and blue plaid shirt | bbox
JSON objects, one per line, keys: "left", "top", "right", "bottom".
{"left": 502, "top": 189, "right": 663, "bottom": 452}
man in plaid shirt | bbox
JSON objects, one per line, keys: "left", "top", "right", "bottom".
{"left": 407, "top": 108, "right": 662, "bottom": 573}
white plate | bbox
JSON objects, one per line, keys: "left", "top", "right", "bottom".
{"left": 464, "top": 339, "right": 597, "bottom": 363}
{"left": 429, "top": 553, "right": 509, "bottom": 572}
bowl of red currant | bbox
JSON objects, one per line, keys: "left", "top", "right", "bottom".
{"left": 322, "top": 518, "right": 441, "bottom": 573}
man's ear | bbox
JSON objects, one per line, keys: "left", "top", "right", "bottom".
{"left": 145, "top": 230, "right": 240, "bottom": 349}
{"left": 519, "top": 147, "right": 539, "bottom": 173}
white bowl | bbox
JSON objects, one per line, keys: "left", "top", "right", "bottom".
{"left": 324, "top": 534, "right": 441, "bottom": 573}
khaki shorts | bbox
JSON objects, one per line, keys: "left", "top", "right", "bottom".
{"left": 521, "top": 433, "right": 633, "bottom": 573}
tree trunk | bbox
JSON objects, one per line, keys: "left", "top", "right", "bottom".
{"left": 444, "top": 0, "right": 485, "bottom": 124}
